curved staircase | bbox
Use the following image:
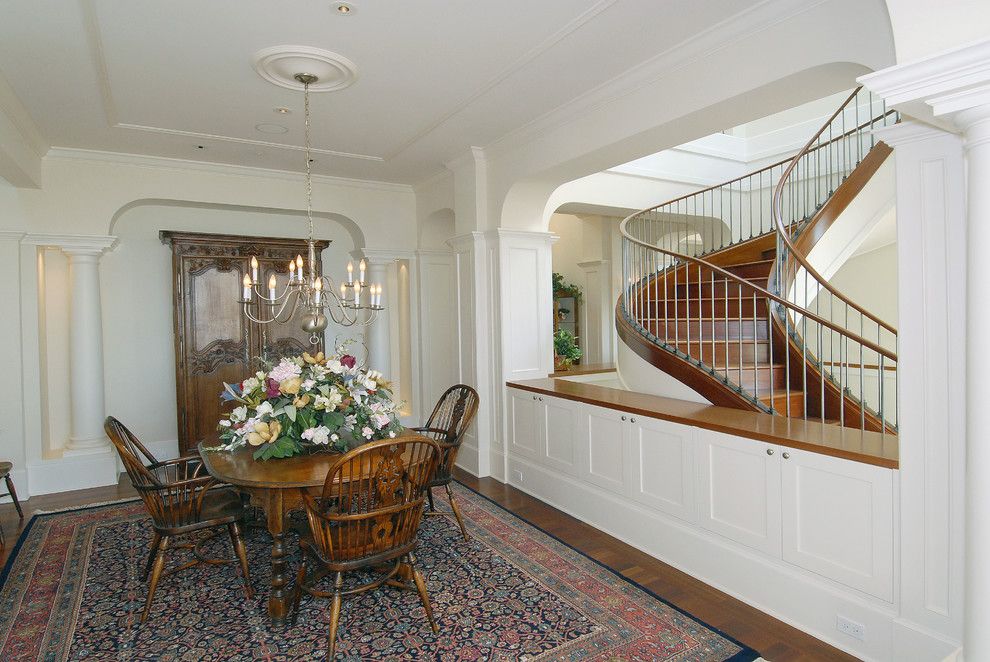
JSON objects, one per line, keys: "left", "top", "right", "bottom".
{"left": 618, "top": 87, "right": 898, "bottom": 433}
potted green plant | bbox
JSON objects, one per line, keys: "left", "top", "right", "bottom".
{"left": 553, "top": 329, "right": 582, "bottom": 371}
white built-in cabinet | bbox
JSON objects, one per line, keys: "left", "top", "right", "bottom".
{"left": 506, "top": 386, "right": 895, "bottom": 603}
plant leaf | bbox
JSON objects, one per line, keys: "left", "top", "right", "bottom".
{"left": 284, "top": 405, "right": 297, "bottom": 422}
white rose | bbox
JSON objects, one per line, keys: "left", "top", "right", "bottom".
{"left": 326, "top": 359, "right": 344, "bottom": 374}
{"left": 231, "top": 405, "right": 248, "bottom": 423}
{"left": 255, "top": 401, "right": 274, "bottom": 417}
{"left": 219, "top": 419, "right": 231, "bottom": 428}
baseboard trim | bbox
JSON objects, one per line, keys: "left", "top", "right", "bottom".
{"left": 27, "top": 450, "right": 119, "bottom": 497}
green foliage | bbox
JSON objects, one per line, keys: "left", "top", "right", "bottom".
{"left": 552, "top": 272, "right": 582, "bottom": 298}
{"left": 553, "top": 329, "right": 583, "bottom": 365}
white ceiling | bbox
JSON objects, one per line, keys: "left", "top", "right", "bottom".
{"left": 0, "top": 0, "right": 763, "bottom": 184}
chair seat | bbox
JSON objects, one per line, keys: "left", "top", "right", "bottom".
{"left": 200, "top": 488, "right": 245, "bottom": 522}
{"left": 0, "top": 461, "right": 11, "bottom": 478}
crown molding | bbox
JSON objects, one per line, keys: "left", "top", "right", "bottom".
{"left": 43, "top": 147, "right": 414, "bottom": 194}
{"left": 872, "top": 120, "right": 960, "bottom": 147}
{"left": 858, "top": 38, "right": 990, "bottom": 110}
{"left": 604, "top": 164, "right": 722, "bottom": 187}
{"left": 21, "top": 233, "right": 118, "bottom": 252}
{"left": 0, "top": 231, "right": 26, "bottom": 242}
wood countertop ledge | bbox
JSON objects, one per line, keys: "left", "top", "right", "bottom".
{"left": 507, "top": 378, "right": 898, "bottom": 469}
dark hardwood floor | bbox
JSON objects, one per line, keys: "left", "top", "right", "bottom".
{"left": 0, "top": 470, "right": 858, "bottom": 661}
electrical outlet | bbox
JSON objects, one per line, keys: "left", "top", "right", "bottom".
{"left": 512, "top": 469, "right": 523, "bottom": 483}
{"left": 836, "top": 615, "right": 865, "bottom": 641}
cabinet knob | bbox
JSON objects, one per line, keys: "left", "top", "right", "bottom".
{"left": 782, "top": 452, "right": 790, "bottom": 459}
{"left": 621, "top": 416, "right": 627, "bottom": 421}
{"left": 539, "top": 397, "right": 544, "bottom": 402}
{"left": 766, "top": 448, "right": 775, "bottom": 456}
{"left": 532, "top": 396, "right": 537, "bottom": 400}
{"left": 630, "top": 418, "right": 636, "bottom": 423}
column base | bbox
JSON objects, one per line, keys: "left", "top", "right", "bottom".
{"left": 65, "top": 435, "right": 111, "bottom": 455}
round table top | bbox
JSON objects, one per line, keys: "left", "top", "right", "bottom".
{"left": 197, "top": 432, "right": 428, "bottom": 489}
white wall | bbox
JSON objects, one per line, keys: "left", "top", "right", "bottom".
{"left": 0, "top": 152, "right": 421, "bottom": 496}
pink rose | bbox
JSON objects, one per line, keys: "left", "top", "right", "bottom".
{"left": 265, "top": 377, "right": 281, "bottom": 398}
{"left": 340, "top": 355, "right": 356, "bottom": 369}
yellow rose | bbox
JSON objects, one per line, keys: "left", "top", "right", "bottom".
{"left": 246, "top": 420, "right": 281, "bottom": 446}
{"left": 279, "top": 377, "right": 303, "bottom": 395}
{"left": 303, "top": 351, "right": 325, "bottom": 365}
{"left": 293, "top": 394, "right": 311, "bottom": 408}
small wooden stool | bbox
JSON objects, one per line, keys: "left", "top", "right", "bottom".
{"left": 0, "top": 462, "right": 24, "bottom": 547}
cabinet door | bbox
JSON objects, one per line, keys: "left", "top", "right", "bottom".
{"left": 577, "top": 404, "right": 626, "bottom": 494}
{"left": 507, "top": 389, "right": 541, "bottom": 461}
{"left": 175, "top": 255, "right": 253, "bottom": 453}
{"left": 697, "top": 430, "right": 781, "bottom": 556}
{"left": 780, "top": 449, "right": 894, "bottom": 601}
{"left": 627, "top": 417, "right": 696, "bottom": 523}
{"left": 541, "top": 396, "right": 578, "bottom": 476}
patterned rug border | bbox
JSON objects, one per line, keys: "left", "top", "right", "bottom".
{"left": 452, "top": 479, "right": 760, "bottom": 662}
{"left": 0, "top": 497, "right": 142, "bottom": 591}
{"left": 0, "top": 487, "right": 760, "bottom": 661}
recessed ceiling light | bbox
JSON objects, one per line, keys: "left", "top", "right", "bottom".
{"left": 255, "top": 123, "right": 289, "bottom": 134}
{"left": 274, "top": 107, "right": 292, "bottom": 114}
{"left": 332, "top": 2, "right": 354, "bottom": 15}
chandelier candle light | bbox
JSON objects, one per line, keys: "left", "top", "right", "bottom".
{"left": 239, "top": 72, "right": 383, "bottom": 344}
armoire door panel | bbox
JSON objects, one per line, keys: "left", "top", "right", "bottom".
{"left": 161, "top": 231, "right": 329, "bottom": 455}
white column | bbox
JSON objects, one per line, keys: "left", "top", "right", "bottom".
{"left": 959, "top": 103, "right": 990, "bottom": 662}
{"left": 62, "top": 243, "right": 114, "bottom": 452}
{"left": 861, "top": 38, "right": 990, "bottom": 661}
{"left": 365, "top": 257, "right": 391, "bottom": 373}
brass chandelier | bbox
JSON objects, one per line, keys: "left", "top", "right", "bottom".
{"left": 239, "top": 73, "right": 382, "bottom": 345}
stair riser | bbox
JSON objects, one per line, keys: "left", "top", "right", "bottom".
{"left": 761, "top": 393, "right": 806, "bottom": 417}
{"left": 712, "top": 366, "right": 788, "bottom": 390}
{"left": 672, "top": 279, "right": 767, "bottom": 298}
{"left": 643, "top": 319, "right": 770, "bottom": 341}
{"left": 640, "top": 298, "right": 768, "bottom": 318}
{"left": 674, "top": 342, "right": 771, "bottom": 367}
{"left": 724, "top": 262, "right": 775, "bottom": 279}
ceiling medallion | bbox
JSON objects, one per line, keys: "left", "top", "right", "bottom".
{"left": 252, "top": 46, "right": 358, "bottom": 93}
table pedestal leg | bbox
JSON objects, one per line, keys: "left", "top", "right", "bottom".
{"left": 266, "top": 490, "right": 289, "bottom": 626}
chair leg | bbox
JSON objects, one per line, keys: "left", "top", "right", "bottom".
{"left": 5, "top": 475, "right": 23, "bottom": 520}
{"left": 407, "top": 553, "right": 439, "bottom": 634}
{"left": 142, "top": 535, "right": 170, "bottom": 623}
{"left": 326, "top": 571, "right": 344, "bottom": 661}
{"left": 227, "top": 522, "right": 254, "bottom": 599}
{"left": 445, "top": 484, "right": 469, "bottom": 541}
{"left": 427, "top": 487, "right": 435, "bottom": 512}
{"left": 143, "top": 531, "right": 161, "bottom": 581}
{"left": 291, "top": 556, "right": 307, "bottom": 625}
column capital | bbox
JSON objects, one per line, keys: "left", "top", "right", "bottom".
{"left": 21, "top": 233, "right": 117, "bottom": 256}
{"left": 859, "top": 38, "right": 990, "bottom": 132}
{"left": 353, "top": 248, "right": 417, "bottom": 266}
{"left": 872, "top": 120, "right": 962, "bottom": 148}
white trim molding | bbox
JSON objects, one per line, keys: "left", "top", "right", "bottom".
{"left": 860, "top": 38, "right": 990, "bottom": 128}
{"left": 20, "top": 233, "right": 118, "bottom": 252}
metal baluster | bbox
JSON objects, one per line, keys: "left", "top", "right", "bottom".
{"left": 711, "top": 271, "right": 716, "bottom": 374}
{"left": 698, "top": 264, "right": 703, "bottom": 365}
{"left": 737, "top": 282, "right": 743, "bottom": 390}
{"left": 753, "top": 290, "right": 759, "bottom": 398}
{"left": 724, "top": 277, "right": 730, "bottom": 381}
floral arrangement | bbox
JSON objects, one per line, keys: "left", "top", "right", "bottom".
{"left": 208, "top": 349, "right": 404, "bottom": 460}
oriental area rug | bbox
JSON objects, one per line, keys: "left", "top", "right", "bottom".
{"left": 0, "top": 483, "right": 758, "bottom": 661}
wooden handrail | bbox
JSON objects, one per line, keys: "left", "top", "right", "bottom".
{"left": 771, "top": 86, "right": 898, "bottom": 336}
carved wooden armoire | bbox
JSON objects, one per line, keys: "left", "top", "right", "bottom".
{"left": 161, "top": 231, "right": 329, "bottom": 454}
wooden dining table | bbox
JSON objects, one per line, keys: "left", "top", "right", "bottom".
{"left": 198, "top": 432, "right": 429, "bottom": 626}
